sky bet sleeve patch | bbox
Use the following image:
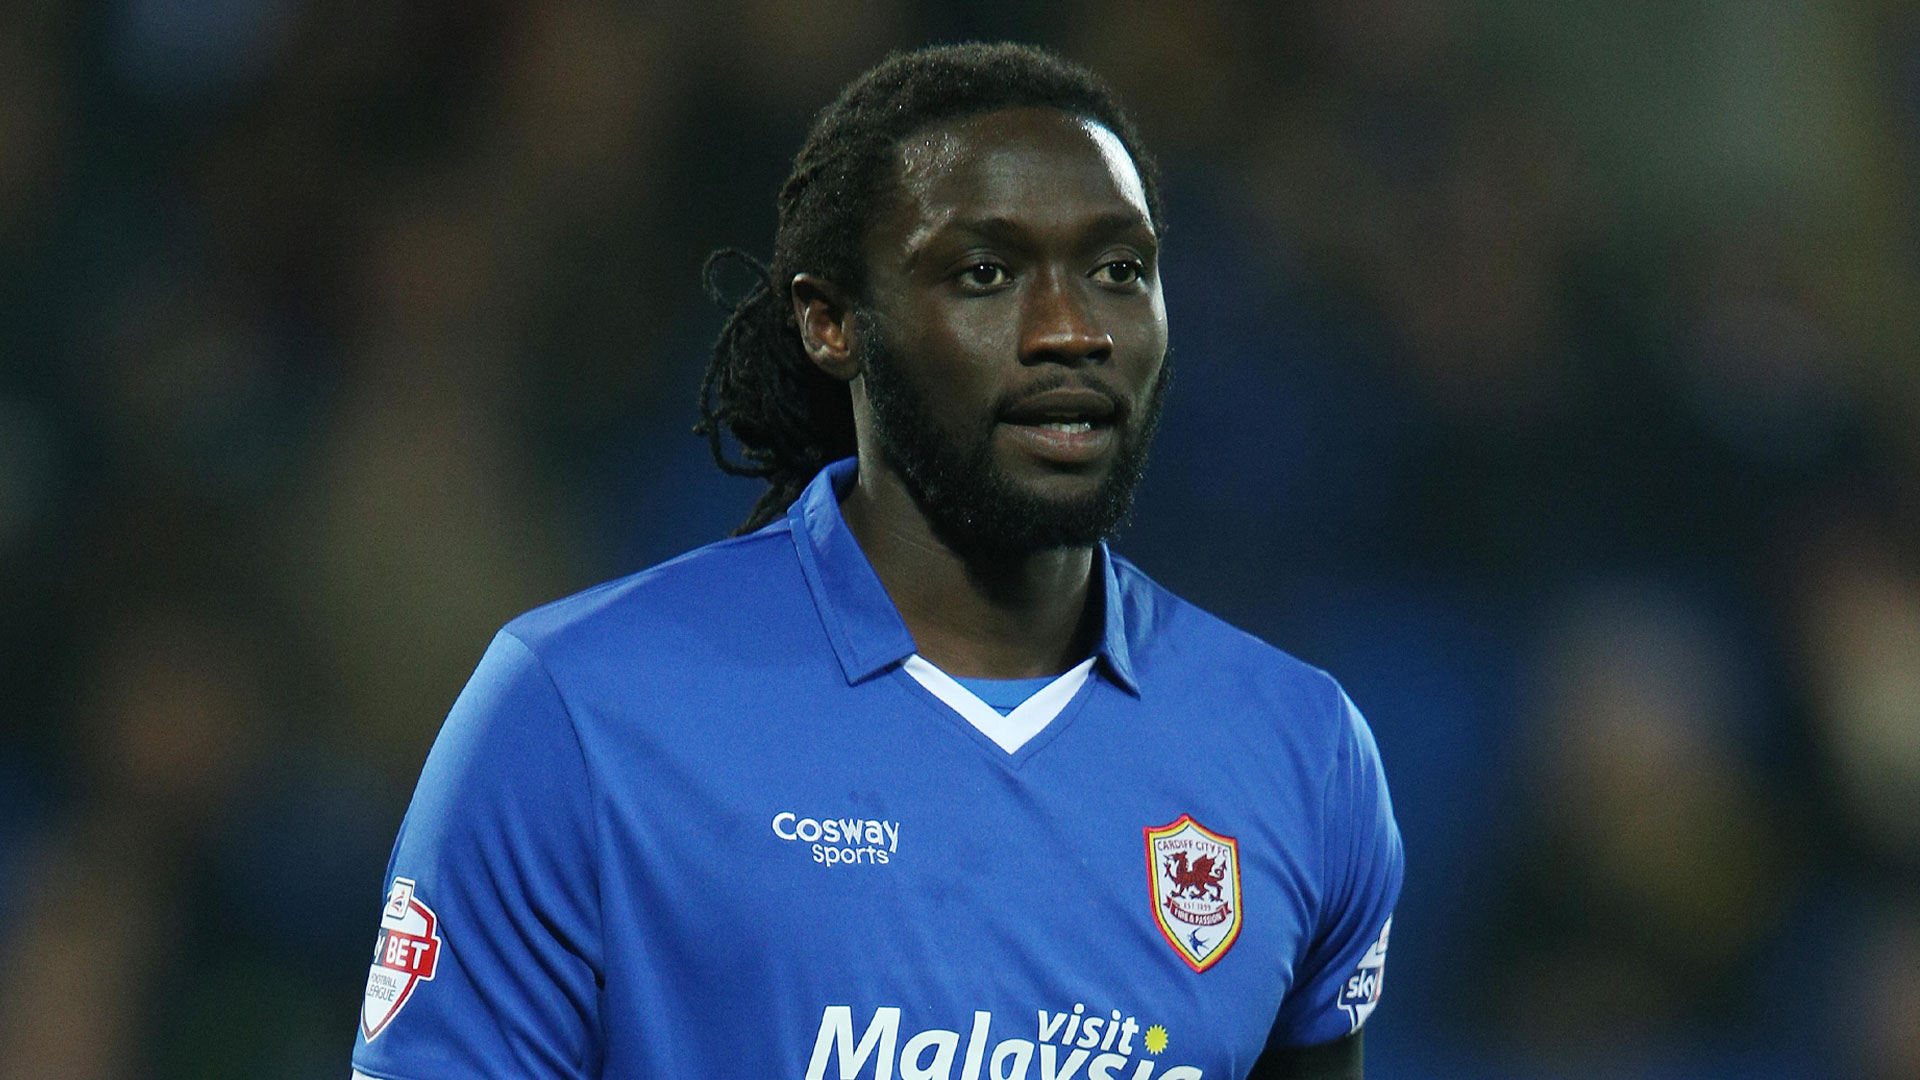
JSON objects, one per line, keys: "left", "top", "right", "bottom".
{"left": 360, "top": 877, "right": 442, "bottom": 1041}
{"left": 1337, "top": 917, "right": 1390, "bottom": 1033}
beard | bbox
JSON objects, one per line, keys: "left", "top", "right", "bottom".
{"left": 855, "top": 312, "right": 1171, "bottom": 557}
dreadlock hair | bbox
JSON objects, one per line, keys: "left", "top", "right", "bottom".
{"left": 695, "top": 41, "right": 1165, "bottom": 534}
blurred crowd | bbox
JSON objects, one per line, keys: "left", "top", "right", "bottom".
{"left": 2, "top": 2, "right": 1917, "bottom": 1077}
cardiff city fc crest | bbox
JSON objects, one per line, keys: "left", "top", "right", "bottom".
{"left": 360, "top": 877, "right": 442, "bottom": 1041}
{"left": 1145, "top": 815, "right": 1243, "bottom": 971}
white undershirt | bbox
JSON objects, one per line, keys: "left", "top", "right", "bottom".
{"left": 900, "top": 654, "right": 1096, "bottom": 754}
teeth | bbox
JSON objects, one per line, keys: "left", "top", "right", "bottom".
{"left": 1039, "top": 421, "right": 1092, "bottom": 433}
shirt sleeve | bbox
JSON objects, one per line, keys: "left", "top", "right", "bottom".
{"left": 1268, "top": 686, "right": 1404, "bottom": 1049}
{"left": 351, "top": 630, "right": 604, "bottom": 1080}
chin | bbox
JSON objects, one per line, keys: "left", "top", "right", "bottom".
{"left": 927, "top": 468, "right": 1136, "bottom": 555}
{"left": 1008, "top": 466, "right": 1112, "bottom": 506}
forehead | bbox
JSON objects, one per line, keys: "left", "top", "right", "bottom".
{"left": 878, "top": 107, "right": 1154, "bottom": 256}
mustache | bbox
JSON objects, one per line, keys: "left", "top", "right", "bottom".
{"left": 992, "top": 374, "right": 1132, "bottom": 425}
{"left": 991, "top": 350, "right": 1173, "bottom": 428}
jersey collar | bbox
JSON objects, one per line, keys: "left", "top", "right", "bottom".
{"left": 788, "top": 458, "right": 1140, "bottom": 695}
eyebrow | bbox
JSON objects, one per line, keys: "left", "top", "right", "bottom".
{"left": 908, "top": 211, "right": 1158, "bottom": 265}
{"left": 947, "top": 212, "right": 1155, "bottom": 244}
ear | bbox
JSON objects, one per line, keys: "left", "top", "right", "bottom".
{"left": 791, "top": 273, "right": 860, "bottom": 382}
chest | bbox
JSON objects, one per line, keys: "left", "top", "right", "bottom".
{"left": 581, "top": 672, "right": 1327, "bottom": 1080}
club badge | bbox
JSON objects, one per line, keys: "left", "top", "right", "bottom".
{"left": 360, "top": 877, "right": 442, "bottom": 1041}
{"left": 1145, "top": 815, "right": 1243, "bottom": 971}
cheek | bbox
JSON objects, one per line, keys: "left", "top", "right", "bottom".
{"left": 1135, "top": 283, "right": 1169, "bottom": 349}
{"left": 899, "top": 306, "right": 1011, "bottom": 389}
{"left": 1112, "top": 294, "right": 1168, "bottom": 372}
{"left": 925, "top": 299, "right": 1016, "bottom": 357}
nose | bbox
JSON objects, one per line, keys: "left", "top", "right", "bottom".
{"left": 1019, "top": 270, "right": 1112, "bottom": 365}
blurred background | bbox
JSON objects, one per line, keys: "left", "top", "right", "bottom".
{"left": 1, "top": 0, "right": 1917, "bottom": 1077}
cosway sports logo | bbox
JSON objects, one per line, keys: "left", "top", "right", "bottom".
{"left": 360, "top": 877, "right": 441, "bottom": 1041}
{"left": 806, "top": 1003, "right": 1205, "bottom": 1080}
{"left": 1144, "top": 816, "right": 1242, "bottom": 972}
{"left": 772, "top": 811, "right": 901, "bottom": 866}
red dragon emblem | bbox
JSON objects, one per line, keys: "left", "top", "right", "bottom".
{"left": 1163, "top": 851, "right": 1226, "bottom": 901}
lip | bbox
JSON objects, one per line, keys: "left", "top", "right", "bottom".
{"left": 999, "top": 386, "right": 1121, "bottom": 426}
{"left": 998, "top": 417, "right": 1121, "bottom": 463}
{"left": 998, "top": 419, "right": 1117, "bottom": 465}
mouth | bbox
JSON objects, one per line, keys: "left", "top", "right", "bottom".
{"left": 996, "top": 385, "right": 1124, "bottom": 466}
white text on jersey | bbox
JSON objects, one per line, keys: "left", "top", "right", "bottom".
{"left": 806, "top": 1005, "right": 1203, "bottom": 1080}
{"left": 773, "top": 811, "right": 901, "bottom": 865}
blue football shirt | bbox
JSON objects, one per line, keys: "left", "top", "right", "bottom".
{"left": 351, "top": 458, "right": 1403, "bottom": 1080}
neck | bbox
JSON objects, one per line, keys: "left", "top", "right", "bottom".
{"left": 839, "top": 455, "right": 1099, "bottom": 679}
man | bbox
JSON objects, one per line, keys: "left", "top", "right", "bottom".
{"left": 351, "top": 43, "right": 1401, "bottom": 1080}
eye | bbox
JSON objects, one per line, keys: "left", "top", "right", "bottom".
{"left": 964, "top": 263, "right": 1007, "bottom": 287}
{"left": 1093, "top": 259, "right": 1146, "bottom": 286}
{"left": 958, "top": 262, "right": 1010, "bottom": 290}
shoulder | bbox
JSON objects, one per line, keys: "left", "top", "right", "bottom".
{"left": 497, "top": 521, "right": 812, "bottom": 685}
{"left": 1110, "top": 552, "right": 1353, "bottom": 751}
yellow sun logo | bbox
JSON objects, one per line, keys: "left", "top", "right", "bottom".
{"left": 1143, "top": 1024, "right": 1169, "bottom": 1055}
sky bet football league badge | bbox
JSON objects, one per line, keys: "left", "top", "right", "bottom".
{"left": 1337, "top": 917, "right": 1392, "bottom": 1032}
{"left": 361, "top": 877, "right": 442, "bottom": 1041}
{"left": 1145, "top": 815, "right": 1243, "bottom": 972}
